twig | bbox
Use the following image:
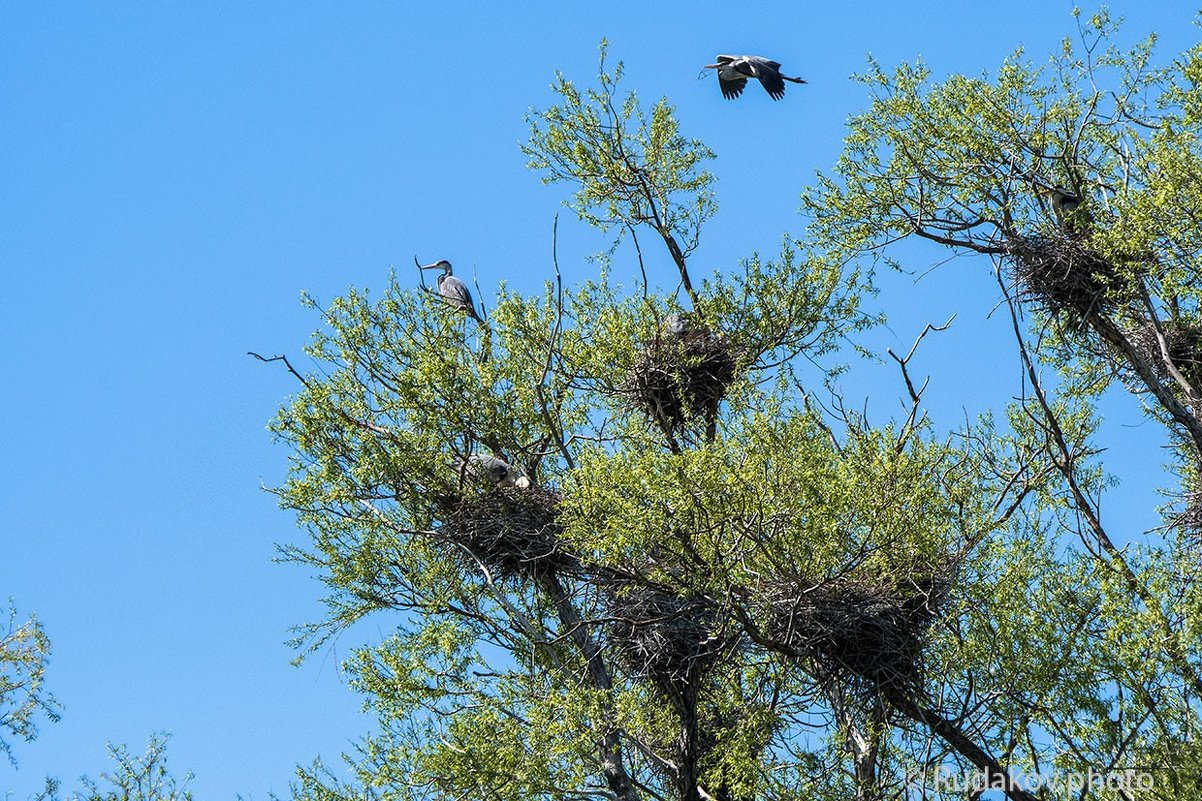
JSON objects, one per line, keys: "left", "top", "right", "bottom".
{"left": 247, "top": 351, "right": 311, "bottom": 388}
{"left": 886, "top": 315, "right": 954, "bottom": 451}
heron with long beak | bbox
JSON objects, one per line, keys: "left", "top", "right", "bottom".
{"left": 702, "top": 55, "right": 806, "bottom": 100}
{"left": 419, "top": 259, "right": 483, "bottom": 323}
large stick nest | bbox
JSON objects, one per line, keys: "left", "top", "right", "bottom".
{"left": 1006, "top": 234, "right": 1125, "bottom": 325}
{"left": 604, "top": 580, "right": 729, "bottom": 697}
{"left": 441, "top": 486, "right": 578, "bottom": 581}
{"left": 765, "top": 570, "right": 951, "bottom": 695}
{"left": 1130, "top": 321, "right": 1202, "bottom": 394}
{"left": 622, "top": 327, "right": 736, "bottom": 430}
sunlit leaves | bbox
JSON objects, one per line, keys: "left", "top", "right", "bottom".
{"left": 524, "top": 41, "right": 717, "bottom": 255}
{"left": 0, "top": 603, "right": 58, "bottom": 765}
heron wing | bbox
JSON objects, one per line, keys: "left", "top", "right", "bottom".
{"left": 757, "top": 66, "right": 787, "bottom": 100}
{"left": 718, "top": 73, "right": 747, "bottom": 99}
{"left": 467, "top": 454, "right": 514, "bottom": 485}
{"left": 440, "top": 275, "right": 483, "bottom": 320}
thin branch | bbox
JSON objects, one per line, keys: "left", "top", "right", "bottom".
{"left": 247, "top": 351, "right": 311, "bottom": 388}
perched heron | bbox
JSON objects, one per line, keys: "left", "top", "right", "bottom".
{"left": 1040, "top": 186, "right": 1081, "bottom": 217}
{"left": 664, "top": 313, "right": 689, "bottom": 336}
{"left": 419, "top": 259, "right": 483, "bottom": 323}
{"left": 702, "top": 55, "right": 806, "bottom": 100}
{"left": 460, "top": 453, "right": 531, "bottom": 489}
{"left": 1035, "top": 185, "right": 1086, "bottom": 233}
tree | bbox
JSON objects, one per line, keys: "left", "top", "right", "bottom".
{"left": 1, "top": 600, "right": 58, "bottom": 765}
{"left": 800, "top": 8, "right": 1202, "bottom": 798}
{"left": 268, "top": 22, "right": 1202, "bottom": 801}
{"left": 35, "top": 734, "right": 195, "bottom": 801}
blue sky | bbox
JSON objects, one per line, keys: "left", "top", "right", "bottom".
{"left": 2, "top": 2, "right": 1198, "bottom": 797}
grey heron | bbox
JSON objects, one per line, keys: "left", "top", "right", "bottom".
{"left": 1039, "top": 186, "right": 1081, "bottom": 218}
{"left": 1034, "top": 185, "right": 1087, "bottom": 233}
{"left": 419, "top": 259, "right": 483, "bottom": 323}
{"left": 1022, "top": 170, "right": 1088, "bottom": 232}
{"left": 664, "top": 313, "right": 689, "bottom": 336}
{"left": 459, "top": 453, "right": 531, "bottom": 489}
{"left": 702, "top": 55, "right": 806, "bottom": 100}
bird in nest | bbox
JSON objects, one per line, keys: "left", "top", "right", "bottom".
{"left": 458, "top": 453, "right": 532, "bottom": 489}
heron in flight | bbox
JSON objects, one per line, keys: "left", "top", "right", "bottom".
{"left": 459, "top": 453, "right": 531, "bottom": 489}
{"left": 419, "top": 259, "right": 483, "bottom": 323}
{"left": 702, "top": 55, "right": 806, "bottom": 100}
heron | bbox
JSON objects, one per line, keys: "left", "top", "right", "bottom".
{"left": 1035, "top": 185, "right": 1086, "bottom": 233}
{"left": 459, "top": 453, "right": 531, "bottom": 489}
{"left": 664, "top": 313, "right": 689, "bottom": 336}
{"left": 1040, "top": 186, "right": 1081, "bottom": 216}
{"left": 419, "top": 259, "right": 483, "bottom": 323}
{"left": 1022, "top": 170, "right": 1087, "bottom": 233}
{"left": 702, "top": 55, "right": 806, "bottom": 101}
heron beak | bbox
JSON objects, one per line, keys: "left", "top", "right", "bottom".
{"left": 419, "top": 262, "right": 442, "bottom": 271}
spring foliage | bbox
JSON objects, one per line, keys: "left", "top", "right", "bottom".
{"left": 273, "top": 20, "right": 1202, "bottom": 801}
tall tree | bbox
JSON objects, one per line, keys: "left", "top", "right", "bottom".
{"left": 271, "top": 22, "right": 1202, "bottom": 801}
{"left": 801, "top": 8, "right": 1202, "bottom": 799}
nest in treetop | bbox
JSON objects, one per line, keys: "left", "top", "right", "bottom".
{"left": 765, "top": 568, "right": 951, "bottom": 695}
{"left": 622, "top": 325, "right": 736, "bottom": 430}
{"left": 604, "top": 579, "right": 729, "bottom": 697}
{"left": 1006, "top": 234, "right": 1126, "bottom": 325}
{"left": 440, "top": 486, "right": 578, "bottom": 581}
{"left": 1130, "top": 320, "right": 1202, "bottom": 394}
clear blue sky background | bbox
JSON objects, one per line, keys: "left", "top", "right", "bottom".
{"left": 2, "top": 2, "right": 1198, "bottom": 798}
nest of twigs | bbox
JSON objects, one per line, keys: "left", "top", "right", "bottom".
{"left": 605, "top": 581, "right": 728, "bottom": 696}
{"left": 1172, "top": 488, "right": 1202, "bottom": 544}
{"left": 441, "top": 486, "right": 577, "bottom": 580}
{"left": 1131, "top": 321, "right": 1202, "bottom": 393}
{"left": 622, "top": 327, "right": 736, "bottom": 430}
{"left": 1007, "top": 234, "right": 1124, "bottom": 325}
{"left": 765, "top": 570, "right": 950, "bottom": 694}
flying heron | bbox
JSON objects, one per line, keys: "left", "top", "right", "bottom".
{"left": 459, "top": 453, "right": 531, "bottom": 489}
{"left": 419, "top": 259, "right": 483, "bottom": 323}
{"left": 702, "top": 55, "right": 806, "bottom": 100}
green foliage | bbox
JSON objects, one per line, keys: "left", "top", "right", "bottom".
{"left": 270, "top": 18, "right": 1202, "bottom": 801}
{"left": 524, "top": 41, "right": 716, "bottom": 256}
{"left": 0, "top": 600, "right": 58, "bottom": 764}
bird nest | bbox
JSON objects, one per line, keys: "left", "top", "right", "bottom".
{"left": 1172, "top": 487, "right": 1202, "bottom": 544}
{"left": 1006, "top": 234, "right": 1124, "bottom": 325}
{"left": 622, "top": 328, "right": 736, "bottom": 430}
{"left": 1130, "top": 321, "right": 1202, "bottom": 394}
{"left": 765, "top": 570, "right": 950, "bottom": 695}
{"left": 441, "top": 486, "right": 577, "bottom": 581}
{"left": 604, "top": 581, "right": 728, "bottom": 697}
